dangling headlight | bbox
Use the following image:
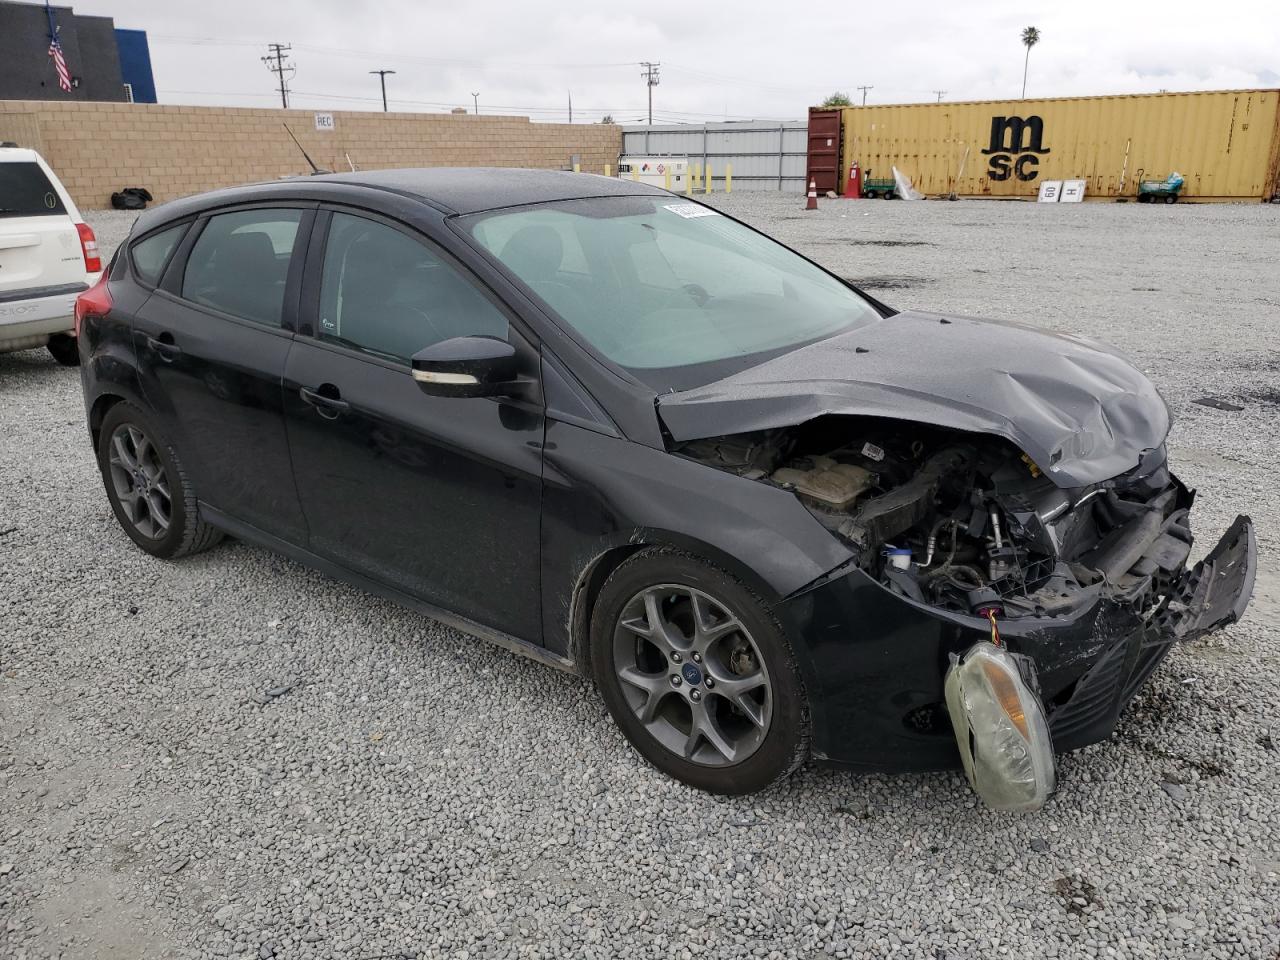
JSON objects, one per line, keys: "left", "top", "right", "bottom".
{"left": 945, "top": 641, "right": 1056, "bottom": 811}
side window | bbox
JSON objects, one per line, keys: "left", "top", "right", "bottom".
{"left": 130, "top": 223, "right": 187, "bottom": 286}
{"left": 181, "top": 209, "right": 302, "bottom": 326}
{"left": 317, "top": 212, "right": 508, "bottom": 362}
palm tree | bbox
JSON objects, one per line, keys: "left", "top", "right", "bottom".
{"left": 1021, "top": 26, "right": 1041, "bottom": 99}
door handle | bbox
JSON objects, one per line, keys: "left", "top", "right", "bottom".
{"left": 146, "top": 335, "right": 182, "bottom": 362}
{"left": 299, "top": 385, "right": 350, "bottom": 420}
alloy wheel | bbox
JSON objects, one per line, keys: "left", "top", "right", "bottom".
{"left": 612, "top": 584, "right": 773, "bottom": 767}
{"left": 107, "top": 424, "right": 172, "bottom": 540}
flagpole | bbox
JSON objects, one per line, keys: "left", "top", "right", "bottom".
{"left": 44, "top": 0, "right": 57, "bottom": 41}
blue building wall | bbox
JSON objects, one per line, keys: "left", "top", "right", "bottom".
{"left": 114, "top": 28, "right": 155, "bottom": 103}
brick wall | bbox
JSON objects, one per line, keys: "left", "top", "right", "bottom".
{"left": 0, "top": 100, "right": 623, "bottom": 210}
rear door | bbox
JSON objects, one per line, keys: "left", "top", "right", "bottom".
{"left": 131, "top": 204, "right": 314, "bottom": 545}
{"left": 0, "top": 158, "right": 85, "bottom": 300}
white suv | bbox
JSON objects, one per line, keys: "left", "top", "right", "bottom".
{"left": 0, "top": 144, "right": 101, "bottom": 365}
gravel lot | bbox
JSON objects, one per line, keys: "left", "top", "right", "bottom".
{"left": 2, "top": 197, "right": 1278, "bottom": 960}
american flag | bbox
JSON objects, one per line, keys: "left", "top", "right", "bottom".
{"left": 48, "top": 34, "right": 72, "bottom": 93}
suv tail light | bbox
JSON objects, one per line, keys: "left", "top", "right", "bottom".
{"left": 74, "top": 271, "right": 112, "bottom": 338}
{"left": 76, "top": 221, "right": 102, "bottom": 273}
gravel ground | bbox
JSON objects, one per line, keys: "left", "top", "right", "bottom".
{"left": 2, "top": 197, "right": 1278, "bottom": 960}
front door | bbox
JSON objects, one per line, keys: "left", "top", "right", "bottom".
{"left": 283, "top": 209, "right": 544, "bottom": 641}
{"left": 132, "top": 205, "right": 312, "bottom": 544}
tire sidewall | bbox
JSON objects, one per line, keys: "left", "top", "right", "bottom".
{"left": 47, "top": 334, "right": 80, "bottom": 366}
{"left": 591, "top": 550, "right": 807, "bottom": 795}
{"left": 96, "top": 403, "right": 190, "bottom": 559}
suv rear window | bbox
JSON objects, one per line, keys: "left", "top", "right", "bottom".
{"left": 0, "top": 163, "right": 67, "bottom": 218}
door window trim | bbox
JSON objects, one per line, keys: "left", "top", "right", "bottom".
{"left": 160, "top": 201, "right": 318, "bottom": 333}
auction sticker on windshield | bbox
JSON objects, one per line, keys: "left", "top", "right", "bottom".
{"left": 664, "top": 203, "right": 720, "bottom": 219}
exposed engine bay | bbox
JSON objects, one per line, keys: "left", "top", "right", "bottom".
{"left": 675, "top": 416, "right": 1192, "bottom": 620}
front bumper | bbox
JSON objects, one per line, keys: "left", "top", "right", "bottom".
{"left": 777, "top": 515, "right": 1256, "bottom": 771}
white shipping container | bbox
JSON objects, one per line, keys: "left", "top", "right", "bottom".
{"left": 617, "top": 156, "right": 689, "bottom": 190}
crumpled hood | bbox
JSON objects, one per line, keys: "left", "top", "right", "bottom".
{"left": 657, "top": 311, "right": 1170, "bottom": 488}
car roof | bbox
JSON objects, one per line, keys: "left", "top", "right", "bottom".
{"left": 306, "top": 167, "right": 669, "bottom": 215}
{"left": 0, "top": 146, "right": 42, "bottom": 164}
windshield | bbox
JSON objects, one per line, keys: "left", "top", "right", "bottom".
{"left": 460, "top": 196, "right": 883, "bottom": 390}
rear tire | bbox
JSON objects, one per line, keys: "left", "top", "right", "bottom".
{"left": 591, "top": 548, "right": 808, "bottom": 794}
{"left": 96, "top": 402, "right": 223, "bottom": 559}
{"left": 1164, "top": 194, "right": 1177, "bottom": 204}
{"left": 47, "top": 334, "right": 79, "bottom": 366}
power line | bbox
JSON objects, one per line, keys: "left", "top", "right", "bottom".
{"left": 261, "top": 43, "right": 293, "bottom": 109}
{"left": 156, "top": 86, "right": 804, "bottom": 122}
{"left": 154, "top": 35, "right": 634, "bottom": 70}
{"left": 640, "top": 61, "right": 660, "bottom": 124}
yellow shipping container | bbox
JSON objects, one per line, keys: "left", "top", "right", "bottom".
{"left": 839, "top": 89, "right": 1280, "bottom": 200}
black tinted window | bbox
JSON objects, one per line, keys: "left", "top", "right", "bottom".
{"left": 182, "top": 210, "right": 301, "bottom": 326}
{"left": 317, "top": 212, "right": 507, "bottom": 362}
{"left": 130, "top": 224, "right": 186, "bottom": 286}
{"left": 0, "top": 162, "right": 67, "bottom": 218}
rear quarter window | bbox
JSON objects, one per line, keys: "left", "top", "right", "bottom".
{"left": 129, "top": 224, "right": 187, "bottom": 286}
{"left": 0, "top": 162, "right": 67, "bottom": 218}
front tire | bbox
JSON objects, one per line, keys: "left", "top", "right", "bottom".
{"left": 591, "top": 549, "right": 808, "bottom": 794}
{"left": 96, "top": 403, "right": 222, "bottom": 559}
{"left": 47, "top": 333, "right": 79, "bottom": 366}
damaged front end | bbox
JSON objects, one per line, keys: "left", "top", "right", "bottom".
{"left": 674, "top": 417, "right": 1256, "bottom": 809}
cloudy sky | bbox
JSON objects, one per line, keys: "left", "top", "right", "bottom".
{"left": 68, "top": 0, "right": 1280, "bottom": 122}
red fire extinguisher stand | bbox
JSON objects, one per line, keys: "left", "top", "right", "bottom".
{"left": 845, "top": 161, "right": 862, "bottom": 198}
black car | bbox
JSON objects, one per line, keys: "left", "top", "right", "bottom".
{"left": 74, "top": 169, "right": 1256, "bottom": 806}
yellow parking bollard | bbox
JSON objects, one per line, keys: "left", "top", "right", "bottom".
{"left": 632, "top": 166, "right": 640, "bottom": 182}
{"left": 664, "top": 167, "right": 672, "bottom": 191}
{"left": 725, "top": 163, "right": 732, "bottom": 193}
{"left": 706, "top": 163, "right": 713, "bottom": 194}
{"left": 692, "top": 164, "right": 701, "bottom": 192}
{"left": 685, "top": 167, "right": 693, "bottom": 196}
{"left": 604, "top": 163, "right": 611, "bottom": 178}
{"left": 573, "top": 162, "right": 581, "bottom": 173}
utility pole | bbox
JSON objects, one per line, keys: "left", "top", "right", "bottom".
{"left": 933, "top": 89, "right": 947, "bottom": 102}
{"left": 640, "top": 62, "right": 660, "bottom": 124}
{"left": 567, "top": 90, "right": 572, "bottom": 123}
{"left": 261, "top": 43, "right": 293, "bottom": 109}
{"left": 471, "top": 92, "right": 479, "bottom": 115}
{"left": 369, "top": 69, "right": 395, "bottom": 112}
{"left": 857, "top": 84, "right": 873, "bottom": 106}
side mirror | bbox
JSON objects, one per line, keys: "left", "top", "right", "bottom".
{"left": 410, "top": 336, "right": 518, "bottom": 398}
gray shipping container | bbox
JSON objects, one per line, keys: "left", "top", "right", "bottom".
{"left": 621, "top": 121, "right": 808, "bottom": 192}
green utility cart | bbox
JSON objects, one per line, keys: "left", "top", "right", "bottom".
{"left": 862, "top": 175, "right": 897, "bottom": 199}
{"left": 1137, "top": 171, "right": 1185, "bottom": 203}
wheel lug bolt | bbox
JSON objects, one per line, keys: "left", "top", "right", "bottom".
{"left": 670, "top": 652, "right": 682, "bottom": 663}
{"left": 704, "top": 677, "right": 714, "bottom": 689}
{"left": 670, "top": 675, "right": 682, "bottom": 687}
{"left": 690, "top": 690, "right": 702, "bottom": 702}
{"left": 692, "top": 653, "right": 702, "bottom": 663}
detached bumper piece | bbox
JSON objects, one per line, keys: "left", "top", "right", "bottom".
{"left": 945, "top": 642, "right": 1056, "bottom": 812}
{"left": 1166, "top": 515, "right": 1256, "bottom": 641}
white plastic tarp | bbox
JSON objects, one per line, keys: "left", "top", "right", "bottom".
{"left": 891, "top": 166, "right": 924, "bottom": 200}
